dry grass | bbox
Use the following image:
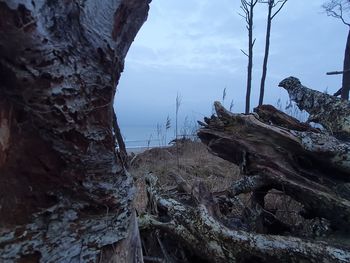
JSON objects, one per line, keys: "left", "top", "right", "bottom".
{"left": 130, "top": 140, "right": 240, "bottom": 213}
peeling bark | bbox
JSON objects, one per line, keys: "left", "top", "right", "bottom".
{"left": 0, "top": 0, "right": 150, "bottom": 262}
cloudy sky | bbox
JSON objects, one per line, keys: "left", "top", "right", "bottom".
{"left": 114, "top": 0, "right": 348, "bottom": 143}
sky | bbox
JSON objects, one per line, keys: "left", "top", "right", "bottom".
{"left": 114, "top": 0, "right": 348, "bottom": 145}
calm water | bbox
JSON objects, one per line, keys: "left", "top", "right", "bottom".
{"left": 120, "top": 125, "right": 176, "bottom": 148}
{"left": 119, "top": 124, "right": 198, "bottom": 149}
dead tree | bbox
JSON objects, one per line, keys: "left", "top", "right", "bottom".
{"left": 240, "top": 0, "right": 258, "bottom": 113}
{"left": 0, "top": 0, "right": 150, "bottom": 262}
{"left": 323, "top": 0, "right": 350, "bottom": 99}
{"left": 258, "top": 0, "right": 288, "bottom": 106}
{"left": 140, "top": 77, "right": 350, "bottom": 262}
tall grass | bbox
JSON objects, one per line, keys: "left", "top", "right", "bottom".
{"left": 222, "top": 87, "right": 227, "bottom": 104}
{"left": 165, "top": 115, "right": 171, "bottom": 146}
{"left": 276, "top": 98, "right": 308, "bottom": 122}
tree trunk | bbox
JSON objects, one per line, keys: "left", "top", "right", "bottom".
{"left": 245, "top": 1, "right": 255, "bottom": 114}
{"left": 341, "top": 27, "right": 350, "bottom": 100}
{"left": 258, "top": 1, "right": 273, "bottom": 106}
{"left": 0, "top": 0, "right": 150, "bottom": 262}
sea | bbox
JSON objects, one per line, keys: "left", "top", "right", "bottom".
{"left": 120, "top": 125, "right": 175, "bottom": 150}
{"left": 119, "top": 124, "right": 197, "bottom": 152}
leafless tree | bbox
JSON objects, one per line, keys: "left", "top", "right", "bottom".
{"left": 323, "top": 0, "right": 350, "bottom": 99}
{"left": 258, "top": 0, "right": 288, "bottom": 106}
{"left": 240, "top": 0, "right": 258, "bottom": 113}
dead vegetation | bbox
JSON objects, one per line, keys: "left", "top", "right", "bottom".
{"left": 131, "top": 140, "right": 240, "bottom": 214}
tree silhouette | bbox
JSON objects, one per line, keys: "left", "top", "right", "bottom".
{"left": 239, "top": 0, "right": 258, "bottom": 113}
{"left": 258, "top": 0, "right": 288, "bottom": 106}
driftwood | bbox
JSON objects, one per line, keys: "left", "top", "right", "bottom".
{"left": 140, "top": 77, "right": 350, "bottom": 262}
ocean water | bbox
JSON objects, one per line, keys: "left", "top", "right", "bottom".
{"left": 119, "top": 123, "right": 199, "bottom": 149}
{"left": 120, "top": 125, "right": 176, "bottom": 148}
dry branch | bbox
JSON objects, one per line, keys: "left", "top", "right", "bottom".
{"left": 327, "top": 69, "right": 350, "bottom": 75}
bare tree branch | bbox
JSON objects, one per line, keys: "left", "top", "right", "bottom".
{"left": 241, "top": 49, "right": 249, "bottom": 57}
{"left": 271, "top": 0, "right": 288, "bottom": 20}
{"left": 323, "top": 0, "right": 350, "bottom": 26}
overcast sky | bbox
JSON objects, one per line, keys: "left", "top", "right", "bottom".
{"left": 114, "top": 0, "right": 348, "bottom": 142}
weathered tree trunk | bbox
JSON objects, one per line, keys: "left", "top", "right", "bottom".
{"left": 342, "top": 28, "right": 350, "bottom": 100}
{"left": 0, "top": 0, "right": 150, "bottom": 262}
{"left": 245, "top": 1, "right": 255, "bottom": 114}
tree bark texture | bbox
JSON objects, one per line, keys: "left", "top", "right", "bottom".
{"left": 0, "top": 0, "right": 150, "bottom": 262}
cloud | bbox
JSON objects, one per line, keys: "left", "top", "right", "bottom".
{"left": 127, "top": 0, "right": 249, "bottom": 74}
